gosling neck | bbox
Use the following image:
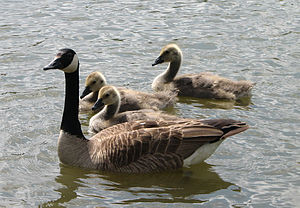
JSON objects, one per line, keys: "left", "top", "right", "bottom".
{"left": 97, "top": 96, "right": 121, "bottom": 121}
{"left": 61, "top": 64, "right": 85, "bottom": 139}
{"left": 162, "top": 59, "right": 181, "bottom": 83}
{"left": 87, "top": 90, "right": 99, "bottom": 102}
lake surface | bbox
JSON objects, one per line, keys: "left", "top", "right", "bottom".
{"left": 1, "top": 0, "right": 299, "bottom": 207}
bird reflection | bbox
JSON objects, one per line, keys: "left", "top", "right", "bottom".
{"left": 39, "top": 164, "right": 90, "bottom": 208}
{"left": 39, "top": 162, "right": 235, "bottom": 207}
{"left": 178, "top": 96, "right": 253, "bottom": 110}
{"left": 103, "top": 162, "right": 234, "bottom": 204}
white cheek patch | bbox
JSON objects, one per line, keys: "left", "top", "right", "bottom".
{"left": 62, "top": 54, "right": 79, "bottom": 73}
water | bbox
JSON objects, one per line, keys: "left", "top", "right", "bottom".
{"left": 0, "top": 0, "right": 299, "bottom": 207}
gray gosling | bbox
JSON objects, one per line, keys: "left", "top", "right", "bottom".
{"left": 152, "top": 44, "right": 254, "bottom": 100}
{"left": 89, "top": 85, "right": 179, "bottom": 133}
{"left": 80, "top": 71, "right": 178, "bottom": 113}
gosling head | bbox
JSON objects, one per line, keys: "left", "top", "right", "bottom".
{"left": 80, "top": 71, "right": 107, "bottom": 99}
{"left": 152, "top": 44, "right": 182, "bottom": 66}
{"left": 43, "top": 48, "right": 79, "bottom": 73}
{"left": 92, "top": 86, "right": 120, "bottom": 111}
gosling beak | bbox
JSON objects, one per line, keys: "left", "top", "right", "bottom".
{"left": 80, "top": 86, "right": 92, "bottom": 99}
{"left": 43, "top": 57, "right": 63, "bottom": 70}
{"left": 152, "top": 56, "right": 164, "bottom": 66}
{"left": 92, "top": 98, "right": 104, "bottom": 111}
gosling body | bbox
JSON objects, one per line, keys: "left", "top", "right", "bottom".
{"left": 89, "top": 86, "right": 179, "bottom": 133}
{"left": 80, "top": 71, "right": 177, "bottom": 113}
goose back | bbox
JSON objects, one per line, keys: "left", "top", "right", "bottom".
{"left": 85, "top": 119, "right": 248, "bottom": 173}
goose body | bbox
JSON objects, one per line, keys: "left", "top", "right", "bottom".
{"left": 43, "top": 48, "right": 249, "bottom": 173}
{"left": 80, "top": 71, "right": 177, "bottom": 113}
{"left": 89, "top": 85, "right": 179, "bottom": 133}
{"left": 152, "top": 44, "right": 254, "bottom": 100}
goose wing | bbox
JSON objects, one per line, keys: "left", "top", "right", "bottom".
{"left": 88, "top": 119, "right": 247, "bottom": 173}
{"left": 95, "top": 120, "right": 162, "bottom": 137}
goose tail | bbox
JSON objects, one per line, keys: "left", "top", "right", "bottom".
{"left": 201, "top": 119, "right": 249, "bottom": 140}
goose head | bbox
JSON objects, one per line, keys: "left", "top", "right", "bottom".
{"left": 152, "top": 44, "right": 182, "bottom": 66}
{"left": 43, "top": 48, "right": 79, "bottom": 73}
{"left": 80, "top": 71, "right": 107, "bottom": 99}
{"left": 92, "top": 85, "right": 120, "bottom": 111}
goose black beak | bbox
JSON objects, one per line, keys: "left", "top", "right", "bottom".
{"left": 43, "top": 58, "right": 63, "bottom": 70}
{"left": 80, "top": 86, "right": 92, "bottom": 99}
{"left": 92, "top": 98, "right": 104, "bottom": 111}
{"left": 152, "top": 56, "right": 164, "bottom": 66}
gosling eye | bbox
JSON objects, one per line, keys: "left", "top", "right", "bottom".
{"left": 92, "top": 80, "right": 96, "bottom": 84}
{"left": 165, "top": 50, "right": 170, "bottom": 54}
{"left": 104, "top": 93, "right": 109, "bottom": 98}
{"left": 100, "top": 80, "right": 103, "bottom": 84}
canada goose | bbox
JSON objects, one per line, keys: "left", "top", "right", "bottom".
{"left": 80, "top": 71, "right": 178, "bottom": 113}
{"left": 89, "top": 85, "right": 179, "bottom": 133}
{"left": 79, "top": 71, "right": 106, "bottom": 113}
{"left": 43, "top": 48, "right": 249, "bottom": 173}
{"left": 152, "top": 44, "right": 254, "bottom": 100}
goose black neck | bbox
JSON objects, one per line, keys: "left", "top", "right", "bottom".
{"left": 61, "top": 64, "right": 85, "bottom": 139}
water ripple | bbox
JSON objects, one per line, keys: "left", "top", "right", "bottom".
{"left": 0, "top": 0, "right": 299, "bottom": 207}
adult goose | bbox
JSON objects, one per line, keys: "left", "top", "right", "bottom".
{"left": 89, "top": 85, "right": 179, "bottom": 133}
{"left": 152, "top": 44, "right": 254, "bottom": 100}
{"left": 80, "top": 71, "right": 178, "bottom": 113}
{"left": 43, "top": 48, "right": 249, "bottom": 173}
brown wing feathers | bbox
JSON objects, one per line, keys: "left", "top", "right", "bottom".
{"left": 200, "top": 119, "right": 249, "bottom": 139}
{"left": 93, "top": 126, "right": 183, "bottom": 173}
{"left": 88, "top": 120, "right": 248, "bottom": 173}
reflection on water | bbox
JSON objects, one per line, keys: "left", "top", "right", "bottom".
{"left": 107, "top": 162, "right": 234, "bottom": 205}
{"left": 178, "top": 96, "right": 253, "bottom": 110}
{"left": 40, "top": 163, "right": 234, "bottom": 207}
{"left": 40, "top": 165, "right": 88, "bottom": 208}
